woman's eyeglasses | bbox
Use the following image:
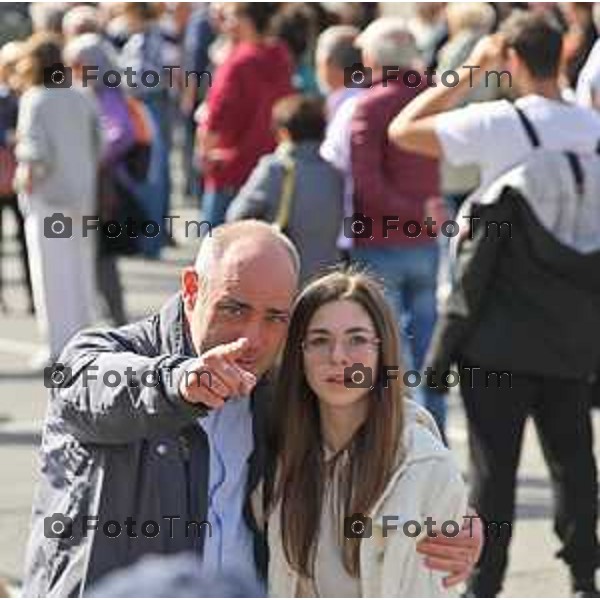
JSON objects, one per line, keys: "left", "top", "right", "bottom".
{"left": 302, "top": 333, "right": 380, "bottom": 359}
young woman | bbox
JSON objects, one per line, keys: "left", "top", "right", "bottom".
{"left": 266, "top": 270, "right": 467, "bottom": 597}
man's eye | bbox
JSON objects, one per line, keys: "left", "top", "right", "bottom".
{"left": 221, "top": 305, "right": 245, "bottom": 317}
{"left": 267, "top": 314, "right": 289, "bottom": 324}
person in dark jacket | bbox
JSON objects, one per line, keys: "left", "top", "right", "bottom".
{"left": 425, "top": 151, "right": 600, "bottom": 597}
{"left": 23, "top": 221, "right": 483, "bottom": 597}
{"left": 226, "top": 94, "right": 343, "bottom": 284}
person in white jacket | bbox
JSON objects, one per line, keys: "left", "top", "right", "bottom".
{"left": 264, "top": 269, "right": 468, "bottom": 597}
{"left": 15, "top": 33, "right": 100, "bottom": 365}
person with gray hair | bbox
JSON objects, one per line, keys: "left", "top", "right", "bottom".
{"left": 64, "top": 33, "right": 134, "bottom": 326}
{"left": 23, "top": 219, "right": 483, "bottom": 597}
{"left": 62, "top": 5, "right": 99, "bottom": 40}
{"left": 338, "top": 18, "right": 448, "bottom": 435}
{"left": 315, "top": 24, "right": 361, "bottom": 118}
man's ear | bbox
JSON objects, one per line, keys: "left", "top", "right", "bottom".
{"left": 506, "top": 48, "right": 520, "bottom": 76}
{"left": 181, "top": 267, "right": 201, "bottom": 311}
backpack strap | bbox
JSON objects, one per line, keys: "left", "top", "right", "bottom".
{"left": 513, "top": 103, "right": 541, "bottom": 148}
{"left": 565, "top": 151, "right": 585, "bottom": 198}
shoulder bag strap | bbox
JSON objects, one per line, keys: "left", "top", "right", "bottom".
{"left": 513, "top": 103, "right": 541, "bottom": 148}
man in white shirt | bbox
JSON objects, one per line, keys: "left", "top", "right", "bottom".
{"left": 389, "top": 11, "right": 600, "bottom": 205}
{"left": 389, "top": 10, "right": 600, "bottom": 598}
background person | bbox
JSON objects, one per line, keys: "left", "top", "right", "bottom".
{"left": 226, "top": 94, "right": 343, "bottom": 284}
{"left": 64, "top": 32, "right": 134, "bottom": 326}
{"left": 424, "top": 150, "right": 600, "bottom": 598}
{"left": 0, "top": 40, "right": 32, "bottom": 314}
{"left": 14, "top": 33, "right": 99, "bottom": 366}
{"left": 347, "top": 18, "right": 447, "bottom": 435}
{"left": 314, "top": 24, "right": 361, "bottom": 120}
{"left": 388, "top": 11, "right": 600, "bottom": 205}
{"left": 197, "top": 2, "right": 293, "bottom": 227}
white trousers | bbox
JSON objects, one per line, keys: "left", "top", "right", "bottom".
{"left": 21, "top": 198, "right": 96, "bottom": 359}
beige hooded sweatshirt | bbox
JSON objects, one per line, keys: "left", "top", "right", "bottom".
{"left": 267, "top": 401, "right": 468, "bottom": 597}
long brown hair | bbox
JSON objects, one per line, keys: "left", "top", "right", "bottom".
{"left": 271, "top": 269, "right": 405, "bottom": 578}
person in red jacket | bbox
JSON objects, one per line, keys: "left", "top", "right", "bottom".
{"left": 197, "top": 3, "right": 293, "bottom": 228}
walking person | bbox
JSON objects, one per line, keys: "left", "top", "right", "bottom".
{"left": 390, "top": 12, "right": 600, "bottom": 596}
{"left": 14, "top": 33, "right": 99, "bottom": 365}
{"left": 265, "top": 270, "right": 468, "bottom": 597}
{"left": 388, "top": 12, "right": 600, "bottom": 205}
{"left": 424, "top": 149, "right": 600, "bottom": 597}
{"left": 22, "top": 220, "right": 483, "bottom": 597}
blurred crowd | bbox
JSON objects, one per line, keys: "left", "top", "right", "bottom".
{"left": 2, "top": 2, "right": 600, "bottom": 596}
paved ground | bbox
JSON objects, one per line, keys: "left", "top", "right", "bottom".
{"left": 0, "top": 202, "right": 599, "bottom": 597}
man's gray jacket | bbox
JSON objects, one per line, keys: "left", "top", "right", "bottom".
{"left": 22, "top": 295, "right": 271, "bottom": 597}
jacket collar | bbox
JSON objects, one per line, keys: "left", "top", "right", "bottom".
{"left": 158, "top": 293, "right": 195, "bottom": 357}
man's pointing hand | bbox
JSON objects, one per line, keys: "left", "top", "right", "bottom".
{"left": 179, "top": 338, "right": 257, "bottom": 409}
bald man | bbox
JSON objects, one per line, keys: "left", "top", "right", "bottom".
{"left": 23, "top": 221, "right": 481, "bottom": 597}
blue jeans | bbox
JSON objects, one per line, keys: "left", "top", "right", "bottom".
{"left": 201, "top": 187, "right": 238, "bottom": 230}
{"left": 350, "top": 243, "right": 446, "bottom": 434}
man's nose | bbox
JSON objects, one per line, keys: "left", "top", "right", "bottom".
{"left": 240, "top": 318, "right": 264, "bottom": 349}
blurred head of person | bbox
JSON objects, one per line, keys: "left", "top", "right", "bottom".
{"left": 314, "top": 25, "right": 361, "bottom": 94}
{"left": 355, "top": 17, "right": 422, "bottom": 78}
{"left": 62, "top": 5, "right": 100, "bottom": 41}
{"left": 220, "top": 2, "right": 279, "bottom": 44}
{"left": 272, "top": 269, "right": 406, "bottom": 578}
{"left": 327, "top": 3, "right": 378, "bottom": 29}
{"left": 415, "top": 2, "right": 447, "bottom": 26}
{"left": 499, "top": 10, "right": 563, "bottom": 93}
{"left": 63, "top": 33, "right": 118, "bottom": 91}
{"left": 16, "top": 33, "right": 63, "bottom": 90}
{"left": 559, "top": 2, "right": 594, "bottom": 30}
{"left": 272, "top": 94, "right": 326, "bottom": 145}
{"left": 121, "top": 2, "right": 163, "bottom": 34}
{"left": 271, "top": 4, "right": 318, "bottom": 65}
{"left": 593, "top": 3, "right": 600, "bottom": 33}
{"left": 446, "top": 2, "right": 496, "bottom": 39}
{"left": 29, "top": 2, "right": 68, "bottom": 35}
{"left": 0, "top": 41, "right": 26, "bottom": 92}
